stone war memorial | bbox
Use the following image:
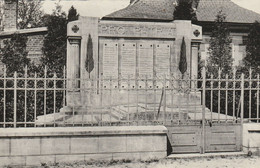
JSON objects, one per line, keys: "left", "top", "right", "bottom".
{"left": 2, "top": 1, "right": 260, "bottom": 166}
{"left": 60, "top": 15, "right": 203, "bottom": 124}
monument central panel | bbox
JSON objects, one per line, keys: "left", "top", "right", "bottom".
{"left": 100, "top": 39, "right": 175, "bottom": 78}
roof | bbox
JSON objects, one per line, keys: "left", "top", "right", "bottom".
{"left": 197, "top": 0, "right": 260, "bottom": 23}
{"left": 103, "top": 0, "right": 175, "bottom": 21}
{"left": 103, "top": 0, "right": 260, "bottom": 24}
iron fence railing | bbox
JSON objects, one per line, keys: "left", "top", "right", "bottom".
{"left": 0, "top": 67, "right": 259, "bottom": 128}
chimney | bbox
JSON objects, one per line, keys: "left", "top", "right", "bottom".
{"left": 3, "top": 0, "right": 18, "bottom": 31}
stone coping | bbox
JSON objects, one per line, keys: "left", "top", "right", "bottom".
{"left": 0, "top": 126, "right": 167, "bottom": 137}
{"left": 0, "top": 27, "right": 47, "bottom": 36}
{"left": 244, "top": 123, "right": 260, "bottom": 132}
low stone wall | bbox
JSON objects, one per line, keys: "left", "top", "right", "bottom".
{"left": 0, "top": 126, "right": 167, "bottom": 166}
{"left": 243, "top": 123, "right": 260, "bottom": 155}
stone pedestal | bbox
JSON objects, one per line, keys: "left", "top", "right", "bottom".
{"left": 65, "top": 17, "right": 203, "bottom": 111}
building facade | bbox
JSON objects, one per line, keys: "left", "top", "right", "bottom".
{"left": 0, "top": 0, "right": 47, "bottom": 70}
{"left": 103, "top": 0, "right": 260, "bottom": 67}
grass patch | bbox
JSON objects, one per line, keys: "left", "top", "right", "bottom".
{"left": 46, "top": 159, "right": 133, "bottom": 167}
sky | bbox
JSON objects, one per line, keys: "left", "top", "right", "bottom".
{"left": 42, "top": 0, "right": 129, "bottom": 17}
{"left": 41, "top": 0, "right": 260, "bottom": 18}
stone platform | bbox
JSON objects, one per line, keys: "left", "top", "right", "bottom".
{"left": 0, "top": 126, "right": 167, "bottom": 167}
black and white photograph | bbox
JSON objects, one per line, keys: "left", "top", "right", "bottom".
{"left": 0, "top": 0, "right": 259, "bottom": 167}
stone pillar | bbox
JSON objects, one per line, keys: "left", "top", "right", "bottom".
{"left": 175, "top": 20, "right": 192, "bottom": 78}
{"left": 67, "top": 36, "right": 81, "bottom": 106}
{"left": 80, "top": 17, "right": 99, "bottom": 80}
{"left": 79, "top": 17, "right": 99, "bottom": 106}
{"left": 191, "top": 42, "right": 200, "bottom": 88}
{"left": 66, "top": 17, "right": 99, "bottom": 107}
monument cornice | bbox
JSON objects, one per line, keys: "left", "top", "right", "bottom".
{"left": 67, "top": 36, "right": 82, "bottom": 44}
{"left": 98, "top": 20, "right": 176, "bottom": 39}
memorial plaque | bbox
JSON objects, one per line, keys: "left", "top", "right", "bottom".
{"left": 138, "top": 43, "right": 153, "bottom": 77}
{"left": 156, "top": 44, "right": 170, "bottom": 76}
{"left": 103, "top": 43, "right": 118, "bottom": 77}
{"left": 121, "top": 43, "right": 136, "bottom": 77}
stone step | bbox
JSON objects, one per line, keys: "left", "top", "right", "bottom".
{"left": 168, "top": 152, "right": 247, "bottom": 159}
{"left": 110, "top": 111, "right": 126, "bottom": 120}
{"left": 112, "top": 107, "right": 128, "bottom": 115}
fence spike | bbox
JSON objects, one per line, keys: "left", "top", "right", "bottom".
{"left": 25, "top": 65, "right": 28, "bottom": 78}
{"left": 249, "top": 67, "right": 252, "bottom": 79}
{"left": 218, "top": 67, "right": 221, "bottom": 78}
{"left": 4, "top": 64, "right": 6, "bottom": 77}
{"left": 44, "top": 66, "right": 47, "bottom": 77}
{"left": 63, "top": 66, "right": 66, "bottom": 78}
{"left": 233, "top": 67, "right": 237, "bottom": 79}
{"left": 53, "top": 72, "right": 57, "bottom": 78}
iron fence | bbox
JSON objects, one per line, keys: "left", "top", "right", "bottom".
{"left": 0, "top": 67, "right": 259, "bottom": 128}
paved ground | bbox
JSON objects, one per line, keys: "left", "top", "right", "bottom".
{"left": 10, "top": 155, "right": 259, "bottom": 168}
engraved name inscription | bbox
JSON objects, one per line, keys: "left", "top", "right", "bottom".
{"left": 121, "top": 43, "right": 136, "bottom": 77}
{"left": 138, "top": 43, "right": 153, "bottom": 77}
{"left": 103, "top": 43, "right": 118, "bottom": 77}
{"left": 156, "top": 44, "right": 170, "bottom": 76}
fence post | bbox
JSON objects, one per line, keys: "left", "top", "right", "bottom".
{"left": 257, "top": 74, "right": 259, "bottom": 123}
{"left": 127, "top": 75, "right": 130, "bottom": 124}
{"left": 109, "top": 76, "right": 112, "bottom": 125}
{"left": 241, "top": 73, "right": 244, "bottom": 124}
{"left": 201, "top": 66, "right": 206, "bottom": 154}
{"left": 225, "top": 74, "right": 228, "bottom": 123}
{"left": 34, "top": 72, "right": 37, "bottom": 127}
{"left": 210, "top": 74, "right": 213, "bottom": 121}
{"left": 218, "top": 68, "right": 221, "bottom": 123}
{"left": 63, "top": 66, "right": 66, "bottom": 107}
{"left": 24, "top": 66, "right": 27, "bottom": 127}
{"left": 136, "top": 76, "right": 139, "bottom": 123}
{"left": 233, "top": 68, "right": 236, "bottom": 121}
{"left": 249, "top": 68, "right": 252, "bottom": 120}
{"left": 53, "top": 73, "right": 57, "bottom": 127}
{"left": 145, "top": 75, "right": 148, "bottom": 122}
{"left": 44, "top": 66, "right": 47, "bottom": 127}
{"left": 3, "top": 65, "right": 6, "bottom": 128}
{"left": 163, "top": 74, "right": 166, "bottom": 125}
{"left": 14, "top": 71, "right": 17, "bottom": 128}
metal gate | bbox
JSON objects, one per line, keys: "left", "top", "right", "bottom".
{"left": 165, "top": 68, "right": 246, "bottom": 154}
{"left": 167, "top": 124, "right": 242, "bottom": 154}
